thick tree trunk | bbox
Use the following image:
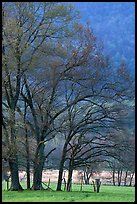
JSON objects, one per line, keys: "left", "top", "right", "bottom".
{"left": 56, "top": 170, "right": 64, "bottom": 191}
{"left": 67, "top": 168, "right": 73, "bottom": 191}
{"left": 56, "top": 142, "right": 68, "bottom": 191}
{"left": 9, "top": 112, "right": 23, "bottom": 191}
{"left": 67, "top": 157, "right": 74, "bottom": 192}
{"left": 33, "top": 143, "right": 45, "bottom": 190}
{"left": 9, "top": 159, "right": 23, "bottom": 191}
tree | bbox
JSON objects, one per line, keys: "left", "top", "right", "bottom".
{"left": 2, "top": 2, "right": 134, "bottom": 192}
{"left": 108, "top": 135, "right": 135, "bottom": 186}
{"left": 83, "top": 162, "right": 102, "bottom": 185}
{"left": 55, "top": 60, "right": 134, "bottom": 191}
{"left": 18, "top": 21, "right": 96, "bottom": 190}
{"left": 2, "top": 2, "right": 79, "bottom": 190}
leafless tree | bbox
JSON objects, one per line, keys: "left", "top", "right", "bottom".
{"left": 2, "top": 2, "right": 79, "bottom": 190}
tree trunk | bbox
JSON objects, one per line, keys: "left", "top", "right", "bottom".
{"left": 26, "top": 132, "right": 31, "bottom": 189}
{"left": 24, "top": 101, "right": 31, "bottom": 189}
{"left": 67, "top": 156, "right": 74, "bottom": 192}
{"left": 9, "top": 159, "right": 23, "bottom": 191}
{"left": 118, "top": 170, "right": 122, "bottom": 186}
{"left": 124, "top": 171, "right": 128, "bottom": 186}
{"left": 26, "top": 166, "right": 30, "bottom": 190}
{"left": 9, "top": 111, "right": 23, "bottom": 191}
{"left": 85, "top": 178, "right": 90, "bottom": 185}
{"left": 118, "top": 170, "right": 120, "bottom": 186}
{"left": 63, "top": 178, "right": 67, "bottom": 191}
{"left": 84, "top": 171, "right": 90, "bottom": 185}
{"left": 56, "top": 170, "right": 64, "bottom": 191}
{"left": 92, "top": 180, "right": 96, "bottom": 192}
{"left": 112, "top": 170, "right": 115, "bottom": 186}
{"left": 67, "top": 168, "right": 73, "bottom": 191}
{"left": 56, "top": 142, "right": 68, "bottom": 191}
{"left": 32, "top": 143, "right": 45, "bottom": 190}
{"left": 129, "top": 172, "right": 134, "bottom": 186}
{"left": 95, "top": 179, "right": 101, "bottom": 193}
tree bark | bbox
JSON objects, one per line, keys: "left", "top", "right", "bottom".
{"left": 92, "top": 180, "right": 96, "bottom": 192}
{"left": 67, "top": 169, "right": 73, "bottom": 191}
{"left": 84, "top": 170, "right": 90, "bottom": 185}
{"left": 95, "top": 179, "right": 101, "bottom": 193}
{"left": 22, "top": 77, "right": 44, "bottom": 190}
{"left": 24, "top": 101, "right": 31, "bottom": 189}
{"left": 9, "top": 111, "right": 23, "bottom": 191}
{"left": 9, "top": 159, "right": 23, "bottom": 191}
{"left": 32, "top": 143, "right": 45, "bottom": 190}
{"left": 26, "top": 164, "right": 30, "bottom": 190}
{"left": 124, "top": 171, "right": 128, "bottom": 186}
{"left": 112, "top": 170, "right": 115, "bottom": 186}
{"left": 26, "top": 142, "right": 31, "bottom": 190}
{"left": 66, "top": 156, "right": 74, "bottom": 192}
{"left": 118, "top": 170, "right": 122, "bottom": 186}
{"left": 56, "top": 142, "right": 68, "bottom": 191}
{"left": 25, "top": 130, "right": 31, "bottom": 189}
{"left": 6, "top": 111, "right": 22, "bottom": 191}
{"left": 129, "top": 172, "right": 134, "bottom": 186}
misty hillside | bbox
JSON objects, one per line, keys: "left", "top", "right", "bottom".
{"left": 72, "top": 2, "right": 135, "bottom": 74}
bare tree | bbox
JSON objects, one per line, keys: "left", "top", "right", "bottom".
{"left": 55, "top": 47, "right": 134, "bottom": 190}
{"left": 2, "top": 2, "right": 134, "bottom": 192}
{"left": 2, "top": 2, "right": 79, "bottom": 190}
{"left": 108, "top": 135, "right": 135, "bottom": 186}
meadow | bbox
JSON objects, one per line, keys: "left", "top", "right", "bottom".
{"left": 2, "top": 182, "right": 135, "bottom": 202}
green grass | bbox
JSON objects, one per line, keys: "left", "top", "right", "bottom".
{"left": 2, "top": 182, "right": 135, "bottom": 202}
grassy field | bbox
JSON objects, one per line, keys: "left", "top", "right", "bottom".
{"left": 2, "top": 182, "right": 135, "bottom": 202}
